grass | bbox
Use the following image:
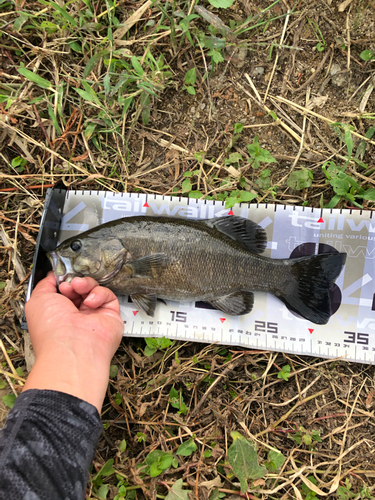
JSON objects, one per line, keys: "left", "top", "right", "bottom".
{"left": 1, "top": 0, "right": 375, "bottom": 498}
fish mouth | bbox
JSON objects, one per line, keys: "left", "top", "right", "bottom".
{"left": 47, "top": 251, "right": 78, "bottom": 286}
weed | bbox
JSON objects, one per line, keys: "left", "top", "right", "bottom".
{"left": 277, "top": 364, "right": 291, "bottom": 381}
{"left": 265, "top": 449, "right": 286, "bottom": 472}
{"left": 91, "top": 459, "right": 115, "bottom": 499}
{"left": 118, "top": 440, "right": 127, "bottom": 453}
{"left": 228, "top": 431, "right": 267, "bottom": 492}
{"left": 109, "top": 365, "right": 118, "bottom": 378}
{"left": 225, "top": 123, "right": 244, "bottom": 151}
{"left": 207, "top": 0, "right": 234, "bottom": 8}
{"left": 288, "top": 425, "right": 322, "bottom": 448}
{"left": 307, "top": 18, "right": 326, "bottom": 51}
{"left": 224, "top": 152, "right": 243, "bottom": 167}
{"left": 247, "top": 136, "right": 277, "bottom": 169}
{"left": 322, "top": 161, "right": 375, "bottom": 208}
{"left": 183, "top": 67, "right": 196, "bottom": 95}
{"left": 337, "top": 479, "right": 357, "bottom": 500}
{"left": 301, "top": 476, "right": 318, "bottom": 500}
{"left": 144, "top": 336, "right": 173, "bottom": 356}
{"left": 169, "top": 386, "right": 187, "bottom": 414}
{"left": 136, "top": 432, "right": 147, "bottom": 443}
{"left": 255, "top": 168, "right": 271, "bottom": 190}
{"left": 287, "top": 168, "right": 313, "bottom": 191}
{"left": 360, "top": 49, "right": 375, "bottom": 61}
{"left": 224, "top": 189, "right": 257, "bottom": 208}
{"left": 141, "top": 450, "right": 178, "bottom": 477}
{"left": 11, "top": 156, "right": 27, "bottom": 173}
{"left": 2, "top": 393, "right": 16, "bottom": 408}
{"left": 331, "top": 122, "right": 355, "bottom": 159}
{"left": 176, "top": 438, "right": 197, "bottom": 456}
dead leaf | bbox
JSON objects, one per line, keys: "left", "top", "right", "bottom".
{"left": 125, "top": 345, "right": 144, "bottom": 367}
{"left": 138, "top": 402, "right": 150, "bottom": 418}
{"left": 76, "top": 173, "right": 104, "bottom": 184}
{"left": 366, "top": 388, "right": 374, "bottom": 408}
{"left": 19, "top": 228, "right": 36, "bottom": 245}
{"left": 252, "top": 479, "right": 265, "bottom": 487}
{"left": 307, "top": 95, "right": 328, "bottom": 110}
{"left": 24, "top": 330, "right": 36, "bottom": 372}
{"left": 200, "top": 477, "right": 222, "bottom": 490}
{"left": 211, "top": 443, "right": 225, "bottom": 460}
{"left": 72, "top": 152, "right": 89, "bottom": 162}
{"left": 338, "top": 0, "right": 354, "bottom": 11}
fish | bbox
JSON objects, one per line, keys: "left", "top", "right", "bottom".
{"left": 47, "top": 215, "right": 347, "bottom": 325}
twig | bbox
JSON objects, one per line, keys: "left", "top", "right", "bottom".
{"left": 338, "top": 0, "right": 355, "bottom": 11}
{"left": 113, "top": 0, "right": 152, "bottom": 40}
{"left": 346, "top": 10, "right": 351, "bottom": 71}
{"left": 0, "top": 184, "right": 55, "bottom": 192}
{"left": 255, "top": 389, "right": 329, "bottom": 437}
{"left": 0, "top": 214, "right": 39, "bottom": 232}
{"left": 264, "top": 10, "right": 290, "bottom": 102}
{"left": 0, "top": 225, "right": 27, "bottom": 280}
{"left": 290, "top": 48, "right": 332, "bottom": 93}
{"left": 0, "top": 367, "right": 26, "bottom": 382}
{"left": 273, "top": 95, "right": 375, "bottom": 146}
{"left": 188, "top": 355, "right": 245, "bottom": 420}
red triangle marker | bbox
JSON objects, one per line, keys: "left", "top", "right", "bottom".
{"left": 143, "top": 202, "right": 149, "bottom": 208}
{"left": 133, "top": 311, "right": 139, "bottom": 316}
{"left": 308, "top": 328, "right": 314, "bottom": 334}
{"left": 228, "top": 209, "right": 234, "bottom": 215}
{"left": 220, "top": 318, "right": 226, "bottom": 323}
{"left": 317, "top": 217, "right": 324, "bottom": 223}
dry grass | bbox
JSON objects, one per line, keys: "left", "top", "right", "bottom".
{"left": 1, "top": 0, "right": 375, "bottom": 498}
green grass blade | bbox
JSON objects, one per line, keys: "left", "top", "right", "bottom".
{"left": 48, "top": 102, "right": 61, "bottom": 135}
{"left": 74, "top": 87, "right": 100, "bottom": 104}
{"left": 83, "top": 51, "right": 110, "bottom": 79}
{"left": 47, "top": 1, "right": 77, "bottom": 26}
{"left": 17, "top": 67, "right": 52, "bottom": 89}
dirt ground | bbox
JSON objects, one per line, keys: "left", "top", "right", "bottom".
{"left": 1, "top": 0, "right": 375, "bottom": 498}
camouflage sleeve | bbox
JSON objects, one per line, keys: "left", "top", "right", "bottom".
{"left": 0, "top": 389, "right": 103, "bottom": 500}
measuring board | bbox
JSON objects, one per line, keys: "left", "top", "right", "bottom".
{"left": 28, "top": 190, "right": 375, "bottom": 364}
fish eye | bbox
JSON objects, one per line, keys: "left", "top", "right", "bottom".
{"left": 70, "top": 240, "right": 82, "bottom": 252}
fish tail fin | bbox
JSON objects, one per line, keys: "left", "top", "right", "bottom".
{"left": 278, "top": 253, "right": 346, "bottom": 325}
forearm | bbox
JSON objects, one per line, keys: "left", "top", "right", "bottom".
{"left": 0, "top": 389, "right": 102, "bottom": 500}
{"left": 23, "top": 339, "right": 112, "bottom": 413}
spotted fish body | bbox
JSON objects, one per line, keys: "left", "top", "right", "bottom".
{"left": 48, "top": 216, "right": 347, "bottom": 325}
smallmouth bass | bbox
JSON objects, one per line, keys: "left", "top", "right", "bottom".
{"left": 48, "top": 215, "right": 346, "bottom": 325}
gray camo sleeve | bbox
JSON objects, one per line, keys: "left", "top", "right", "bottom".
{"left": 0, "top": 389, "right": 103, "bottom": 500}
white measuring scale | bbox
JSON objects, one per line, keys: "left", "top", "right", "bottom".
{"left": 51, "top": 191, "right": 375, "bottom": 364}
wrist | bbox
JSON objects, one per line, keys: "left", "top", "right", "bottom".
{"left": 24, "top": 339, "right": 112, "bottom": 413}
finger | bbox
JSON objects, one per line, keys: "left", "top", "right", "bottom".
{"left": 70, "top": 277, "right": 99, "bottom": 296}
{"left": 83, "top": 285, "right": 120, "bottom": 313}
{"left": 59, "top": 281, "right": 82, "bottom": 302}
{"left": 29, "top": 271, "right": 57, "bottom": 299}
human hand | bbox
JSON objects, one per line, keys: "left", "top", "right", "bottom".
{"left": 24, "top": 272, "right": 124, "bottom": 411}
{"left": 26, "top": 272, "right": 124, "bottom": 360}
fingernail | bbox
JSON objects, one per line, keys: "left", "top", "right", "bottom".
{"left": 87, "top": 293, "right": 95, "bottom": 301}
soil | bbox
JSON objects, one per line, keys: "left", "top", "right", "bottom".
{"left": 0, "top": 0, "right": 375, "bottom": 498}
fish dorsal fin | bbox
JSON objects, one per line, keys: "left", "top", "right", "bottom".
{"left": 207, "top": 216, "right": 267, "bottom": 254}
{"left": 208, "top": 291, "right": 254, "bottom": 315}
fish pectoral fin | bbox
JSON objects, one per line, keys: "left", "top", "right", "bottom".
{"left": 207, "top": 216, "right": 267, "bottom": 254}
{"left": 127, "top": 253, "right": 169, "bottom": 279}
{"left": 131, "top": 294, "right": 157, "bottom": 317}
{"left": 208, "top": 291, "right": 254, "bottom": 315}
